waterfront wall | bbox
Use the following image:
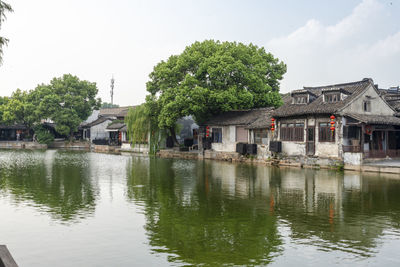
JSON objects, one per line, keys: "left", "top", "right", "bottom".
{"left": 93, "top": 145, "right": 116, "bottom": 152}
{"left": 48, "top": 141, "right": 90, "bottom": 149}
{"left": 0, "top": 141, "right": 47, "bottom": 149}
{"left": 120, "top": 143, "right": 149, "bottom": 154}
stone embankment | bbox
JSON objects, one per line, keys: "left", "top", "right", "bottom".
{"left": 0, "top": 141, "right": 47, "bottom": 149}
{"left": 157, "top": 149, "right": 400, "bottom": 174}
{"left": 49, "top": 141, "right": 90, "bottom": 149}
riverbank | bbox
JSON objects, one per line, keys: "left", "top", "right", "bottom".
{"left": 157, "top": 149, "right": 400, "bottom": 175}
{"left": 2, "top": 142, "right": 400, "bottom": 175}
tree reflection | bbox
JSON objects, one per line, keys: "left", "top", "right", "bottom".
{"left": 127, "top": 158, "right": 282, "bottom": 266}
{"left": 0, "top": 150, "right": 97, "bottom": 222}
{"left": 127, "top": 158, "right": 400, "bottom": 264}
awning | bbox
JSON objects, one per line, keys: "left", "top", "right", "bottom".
{"left": 344, "top": 114, "right": 400, "bottom": 126}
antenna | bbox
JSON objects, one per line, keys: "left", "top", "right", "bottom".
{"left": 110, "top": 75, "right": 115, "bottom": 105}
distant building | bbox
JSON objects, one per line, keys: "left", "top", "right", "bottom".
{"left": 81, "top": 106, "right": 134, "bottom": 145}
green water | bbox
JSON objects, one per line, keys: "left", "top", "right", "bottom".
{"left": 0, "top": 150, "right": 399, "bottom": 266}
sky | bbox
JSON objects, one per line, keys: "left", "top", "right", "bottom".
{"left": 0, "top": 0, "right": 399, "bottom": 106}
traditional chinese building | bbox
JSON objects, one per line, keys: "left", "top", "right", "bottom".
{"left": 272, "top": 78, "right": 400, "bottom": 165}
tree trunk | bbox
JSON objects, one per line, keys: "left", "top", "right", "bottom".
{"left": 69, "top": 129, "right": 74, "bottom": 143}
{"left": 169, "top": 127, "right": 179, "bottom": 146}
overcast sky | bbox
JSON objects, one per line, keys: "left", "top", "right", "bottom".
{"left": 0, "top": 0, "right": 399, "bottom": 106}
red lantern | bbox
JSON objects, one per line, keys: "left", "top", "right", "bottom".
{"left": 271, "top": 118, "right": 275, "bottom": 132}
{"left": 206, "top": 126, "right": 210, "bottom": 138}
{"left": 330, "top": 115, "right": 335, "bottom": 133}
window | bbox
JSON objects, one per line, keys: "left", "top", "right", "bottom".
{"left": 280, "top": 122, "right": 304, "bottom": 141}
{"left": 212, "top": 128, "right": 222, "bottom": 143}
{"left": 294, "top": 96, "right": 307, "bottom": 104}
{"left": 324, "top": 93, "right": 340, "bottom": 103}
{"left": 319, "top": 122, "right": 335, "bottom": 142}
{"left": 363, "top": 101, "right": 371, "bottom": 112}
{"left": 254, "top": 129, "right": 268, "bottom": 144}
{"left": 343, "top": 126, "right": 360, "bottom": 140}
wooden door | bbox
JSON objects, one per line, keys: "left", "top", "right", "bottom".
{"left": 236, "top": 127, "right": 248, "bottom": 143}
{"left": 306, "top": 127, "right": 315, "bottom": 156}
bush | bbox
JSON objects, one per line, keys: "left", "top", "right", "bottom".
{"left": 33, "top": 125, "right": 54, "bottom": 145}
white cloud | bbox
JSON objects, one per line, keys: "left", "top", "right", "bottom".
{"left": 267, "top": 0, "right": 400, "bottom": 92}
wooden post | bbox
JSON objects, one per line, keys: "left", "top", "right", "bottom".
{"left": 385, "top": 130, "right": 389, "bottom": 157}
{"left": 0, "top": 245, "right": 18, "bottom": 267}
{"left": 361, "top": 124, "right": 365, "bottom": 154}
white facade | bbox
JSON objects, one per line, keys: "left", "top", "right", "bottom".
{"left": 90, "top": 119, "right": 113, "bottom": 141}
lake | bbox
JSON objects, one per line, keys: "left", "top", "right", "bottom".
{"left": 0, "top": 149, "right": 399, "bottom": 266}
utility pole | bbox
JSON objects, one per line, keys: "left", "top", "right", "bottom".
{"left": 110, "top": 75, "right": 115, "bottom": 105}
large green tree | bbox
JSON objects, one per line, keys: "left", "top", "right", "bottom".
{"left": 0, "top": 0, "right": 13, "bottom": 65}
{"left": 35, "top": 74, "right": 101, "bottom": 140}
{"left": 1, "top": 89, "right": 38, "bottom": 128}
{"left": 146, "top": 40, "right": 286, "bottom": 139}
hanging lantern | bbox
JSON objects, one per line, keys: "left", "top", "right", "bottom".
{"left": 271, "top": 118, "right": 275, "bottom": 132}
{"left": 330, "top": 115, "right": 335, "bottom": 133}
{"left": 206, "top": 126, "right": 210, "bottom": 138}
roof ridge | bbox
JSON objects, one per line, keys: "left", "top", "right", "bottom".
{"left": 303, "top": 78, "right": 372, "bottom": 90}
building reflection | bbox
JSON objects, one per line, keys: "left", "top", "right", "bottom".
{"left": 126, "top": 158, "right": 282, "bottom": 266}
{"left": 127, "top": 158, "right": 400, "bottom": 264}
{"left": 0, "top": 150, "right": 98, "bottom": 222}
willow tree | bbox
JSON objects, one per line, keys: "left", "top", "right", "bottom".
{"left": 146, "top": 40, "right": 286, "bottom": 144}
{"left": 125, "top": 103, "right": 171, "bottom": 154}
{"left": 0, "top": 0, "right": 13, "bottom": 65}
{"left": 125, "top": 104, "right": 149, "bottom": 145}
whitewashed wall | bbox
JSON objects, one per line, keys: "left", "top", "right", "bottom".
{"left": 90, "top": 120, "right": 112, "bottom": 141}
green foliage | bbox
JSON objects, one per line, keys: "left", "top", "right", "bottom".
{"left": 0, "top": 1, "right": 13, "bottom": 65}
{"left": 125, "top": 104, "right": 169, "bottom": 154}
{"left": 0, "top": 95, "right": 9, "bottom": 123}
{"left": 33, "top": 125, "right": 54, "bottom": 145}
{"left": 146, "top": 40, "right": 287, "bottom": 129}
{"left": 125, "top": 104, "right": 150, "bottom": 145}
{"left": 35, "top": 74, "right": 101, "bottom": 139}
{"left": 101, "top": 102, "right": 119, "bottom": 108}
{"left": 1, "top": 89, "right": 38, "bottom": 127}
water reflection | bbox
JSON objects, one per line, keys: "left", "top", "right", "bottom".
{"left": 127, "top": 158, "right": 282, "bottom": 266}
{"left": 1, "top": 150, "right": 399, "bottom": 266}
{"left": 127, "top": 159, "right": 400, "bottom": 266}
{"left": 0, "top": 150, "right": 98, "bottom": 222}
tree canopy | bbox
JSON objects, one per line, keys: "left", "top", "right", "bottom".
{"left": 146, "top": 40, "right": 286, "bottom": 130}
{"left": 101, "top": 102, "right": 119, "bottom": 109}
{"left": 34, "top": 74, "right": 101, "bottom": 139}
{"left": 1, "top": 89, "right": 38, "bottom": 128}
{"left": 0, "top": 75, "right": 101, "bottom": 142}
{"left": 0, "top": 0, "right": 13, "bottom": 65}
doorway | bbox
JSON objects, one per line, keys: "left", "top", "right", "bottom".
{"left": 306, "top": 127, "right": 315, "bottom": 156}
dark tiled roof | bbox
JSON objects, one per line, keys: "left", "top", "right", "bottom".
{"left": 106, "top": 122, "right": 126, "bottom": 130}
{"left": 85, "top": 117, "right": 113, "bottom": 127}
{"left": 380, "top": 90, "right": 400, "bottom": 111}
{"left": 345, "top": 114, "right": 400, "bottom": 126}
{"left": 99, "top": 106, "right": 135, "bottom": 118}
{"left": 205, "top": 108, "right": 274, "bottom": 128}
{"left": 246, "top": 109, "right": 274, "bottom": 129}
{"left": 273, "top": 79, "right": 373, "bottom": 117}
